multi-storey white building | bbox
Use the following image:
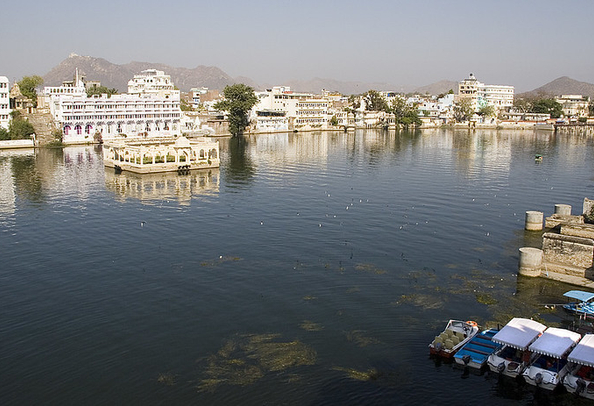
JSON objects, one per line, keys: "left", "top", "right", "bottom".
{"left": 458, "top": 73, "right": 514, "bottom": 111}
{"left": 50, "top": 94, "right": 181, "bottom": 143}
{"left": 45, "top": 70, "right": 181, "bottom": 144}
{"left": 555, "top": 95, "right": 590, "bottom": 117}
{"left": 128, "top": 69, "right": 180, "bottom": 100}
{"left": 252, "top": 86, "right": 332, "bottom": 130}
{"left": 0, "top": 76, "right": 10, "bottom": 129}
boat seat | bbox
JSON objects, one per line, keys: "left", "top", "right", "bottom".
{"left": 444, "top": 339, "right": 454, "bottom": 350}
{"left": 451, "top": 336, "right": 461, "bottom": 345}
{"left": 433, "top": 337, "right": 443, "bottom": 346}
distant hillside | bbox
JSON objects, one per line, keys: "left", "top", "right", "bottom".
{"left": 43, "top": 54, "right": 256, "bottom": 92}
{"left": 519, "top": 76, "right": 594, "bottom": 99}
{"left": 280, "top": 77, "right": 411, "bottom": 95}
{"left": 412, "top": 80, "right": 458, "bottom": 96}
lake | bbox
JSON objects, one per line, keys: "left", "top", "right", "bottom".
{"left": 2, "top": 128, "right": 594, "bottom": 405}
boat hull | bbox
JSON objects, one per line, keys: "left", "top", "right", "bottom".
{"left": 454, "top": 329, "right": 501, "bottom": 369}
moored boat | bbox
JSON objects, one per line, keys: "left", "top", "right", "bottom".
{"left": 522, "top": 327, "right": 581, "bottom": 391}
{"left": 486, "top": 318, "right": 546, "bottom": 378}
{"left": 562, "top": 290, "right": 594, "bottom": 319}
{"left": 429, "top": 320, "right": 479, "bottom": 358}
{"left": 563, "top": 334, "right": 594, "bottom": 399}
{"left": 453, "top": 328, "right": 502, "bottom": 369}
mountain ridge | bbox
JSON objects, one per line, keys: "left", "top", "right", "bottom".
{"left": 42, "top": 55, "right": 594, "bottom": 98}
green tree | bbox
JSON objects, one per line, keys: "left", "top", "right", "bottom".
{"left": 477, "top": 104, "right": 496, "bottom": 118}
{"left": 389, "top": 97, "right": 421, "bottom": 126}
{"left": 8, "top": 111, "right": 35, "bottom": 139}
{"left": 532, "top": 98, "right": 563, "bottom": 118}
{"left": 18, "top": 75, "right": 44, "bottom": 107}
{"left": 363, "top": 90, "right": 388, "bottom": 112}
{"left": 214, "top": 84, "right": 259, "bottom": 136}
{"left": 86, "top": 85, "right": 118, "bottom": 97}
{"left": 0, "top": 127, "right": 9, "bottom": 140}
{"left": 453, "top": 98, "right": 474, "bottom": 122}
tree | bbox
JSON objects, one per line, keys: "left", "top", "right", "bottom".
{"left": 363, "top": 90, "right": 388, "bottom": 112}
{"left": 18, "top": 75, "right": 44, "bottom": 107}
{"left": 8, "top": 111, "right": 35, "bottom": 139}
{"left": 453, "top": 98, "right": 474, "bottom": 122}
{"left": 214, "top": 84, "right": 258, "bottom": 136}
{"left": 389, "top": 97, "right": 421, "bottom": 126}
{"left": 86, "top": 85, "right": 118, "bottom": 97}
{"left": 477, "top": 104, "right": 496, "bottom": 118}
{"left": 531, "top": 98, "right": 563, "bottom": 118}
{"left": 0, "top": 127, "right": 9, "bottom": 140}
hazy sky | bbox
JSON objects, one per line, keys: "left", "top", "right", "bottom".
{"left": 2, "top": 0, "right": 593, "bottom": 92}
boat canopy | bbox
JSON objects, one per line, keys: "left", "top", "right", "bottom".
{"left": 528, "top": 327, "right": 581, "bottom": 358}
{"left": 563, "top": 290, "right": 594, "bottom": 303}
{"left": 491, "top": 318, "right": 547, "bottom": 349}
{"left": 568, "top": 334, "right": 594, "bottom": 367}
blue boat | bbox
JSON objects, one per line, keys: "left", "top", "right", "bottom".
{"left": 563, "top": 290, "right": 594, "bottom": 319}
{"left": 454, "top": 328, "right": 502, "bottom": 369}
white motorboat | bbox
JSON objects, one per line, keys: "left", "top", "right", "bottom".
{"left": 486, "top": 318, "right": 547, "bottom": 378}
{"left": 522, "top": 327, "right": 581, "bottom": 391}
{"left": 429, "top": 320, "right": 479, "bottom": 359}
{"left": 563, "top": 334, "right": 594, "bottom": 399}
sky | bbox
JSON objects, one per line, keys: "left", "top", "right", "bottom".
{"left": 2, "top": 0, "right": 594, "bottom": 92}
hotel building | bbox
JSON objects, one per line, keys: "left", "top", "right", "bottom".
{"left": 0, "top": 76, "right": 10, "bottom": 129}
{"left": 458, "top": 73, "right": 514, "bottom": 111}
{"left": 44, "top": 70, "right": 181, "bottom": 144}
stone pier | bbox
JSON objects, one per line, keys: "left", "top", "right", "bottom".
{"left": 519, "top": 198, "right": 594, "bottom": 285}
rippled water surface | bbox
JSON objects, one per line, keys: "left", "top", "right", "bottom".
{"left": 2, "top": 129, "right": 594, "bottom": 405}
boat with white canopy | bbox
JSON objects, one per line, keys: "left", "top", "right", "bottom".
{"left": 486, "top": 318, "right": 547, "bottom": 378}
{"left": 522, "top": 327, "right": 581, "bottom": 391}
{"left": 563, "top": 334, "right": 594, "bottom": 399}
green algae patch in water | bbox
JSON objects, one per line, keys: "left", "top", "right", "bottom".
{"left": 157, "top": 372, "right": 176, "bottom": 386}
{"left": 345, "top": 330, "right": 381, "bottom": 347}
{"left": 197, "top": 333, "right": 316, "bottom": 392}
{"left": 300, "top": 320, "right": 324, "bottom": 331}
{"left": 355, "top": 263, "right": 387, "bottom": 275}
{"left": 200, "top": 256, "right": 243, "bottom": 267}
{"left": 332, "top": 366, "right": 379, "bottom": 381}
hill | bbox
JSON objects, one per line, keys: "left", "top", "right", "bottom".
{"left": 412, "top": 80, "right": 458, "bottom": 96}
{"left": 519, "top": 76, "right": 594, "bottom": 99}
{"left": 43, "top": 54, "right": 256, "bottom": 92}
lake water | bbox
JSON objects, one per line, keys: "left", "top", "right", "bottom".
{"left": 2, "top": 128, "right": 594, "bottom": 405}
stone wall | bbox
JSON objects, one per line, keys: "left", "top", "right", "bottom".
{"left": 542, "top": 232, "right": 594, "bottom": 269}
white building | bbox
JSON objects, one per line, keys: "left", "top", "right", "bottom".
{"left": 42, "top": 69, "right": 87, "bottom": 99}
{"left": 458, "top": 73, "right": 514, "bottom": 111}
{"left": 0, "top": 76, "right": 10, "bottom": 130}
{"left": 44, "top": 70, "right": 182, "bottom": 144}
{"left": 252, "top": 86, "right": 332, "bottom": 130}
{"left": 128, "top": 69, "right": 180, "bottom": 100}
{"left": 49, "top": 93, "right": 181, "bottom": 143}
{"left": 555, "top": 95, "right": 590, "bottom": 117}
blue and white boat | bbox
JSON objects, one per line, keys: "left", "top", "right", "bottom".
{"left": 522, "top": 327, "right": 581, "bottom": 391}
{"left": 454, "top": 328, "right": 502, "bottom": 369}
{"left": 486, "top": 318, "right": 547, "bottom": 378}
{"left": 563, "top": 290, "right": 594, "bottom": 319}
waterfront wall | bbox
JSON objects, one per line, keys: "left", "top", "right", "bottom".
{"left": 0, "top": 139, "right": 35, "bottom": 149}
{"left": 519, "top": 198, "right": 594, "bottom": 285}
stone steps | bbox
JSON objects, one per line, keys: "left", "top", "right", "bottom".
{"left": 20, "top": 108, "right": 60, "bottom": 145}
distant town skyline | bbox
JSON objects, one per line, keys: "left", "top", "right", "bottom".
{"left": 2, "top": 0, "right": 594, "bottom": 93}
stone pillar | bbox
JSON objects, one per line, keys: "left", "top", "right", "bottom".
{"left": 519, "top": 247, "right": 543, "bottom": 277}
{"left": 555, "top": 204, "right": 572, "bottom": 216}
{"left": 525, "top": 211, "right": 544, "bottom": 231}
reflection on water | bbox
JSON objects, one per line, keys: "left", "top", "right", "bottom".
{"left": 105, "top": 167, "right": 219, "bottom": 204}
{"left": 2, "top": 128, "right": 594, "bottom": 405}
